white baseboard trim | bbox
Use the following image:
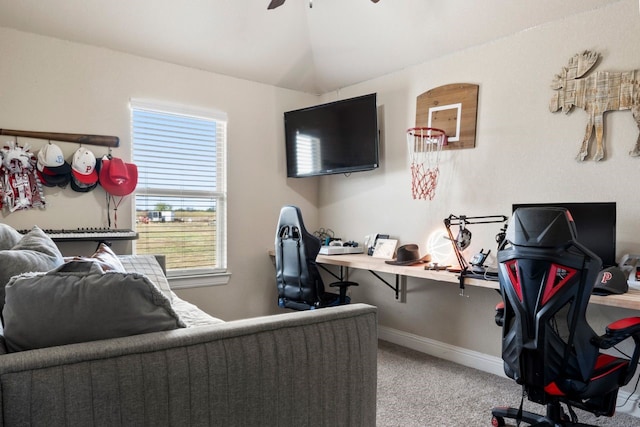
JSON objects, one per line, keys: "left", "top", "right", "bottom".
{"left": 615, "top": 390, "right": 640, "bottom": 418}
{"left": 378, "top": 326, "right": 506, "bottom": 378}
{"left": 378, "top": 326, "right": 640, "bottom": 418}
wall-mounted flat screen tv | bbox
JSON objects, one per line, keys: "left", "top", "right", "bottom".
{"left": 512, "top": 202, "right": 616, "bottom": 267}
{"left": 284, "top": 93, "right": 379, "bottom": 178}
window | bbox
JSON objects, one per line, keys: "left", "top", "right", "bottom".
{"left": 131, "top": 100, "right": 227, "bottom": 278}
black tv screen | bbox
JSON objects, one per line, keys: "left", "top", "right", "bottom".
{"left": 284, "top": 93, "right": 379, "bottom": 178}
{"left": 512, "top": 202, "right": 616, "bottom": 267}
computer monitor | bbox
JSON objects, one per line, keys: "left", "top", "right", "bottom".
{"left": 512, "top": 202, "right": 616, "bottom": 267}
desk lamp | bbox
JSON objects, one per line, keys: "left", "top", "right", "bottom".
{"left": 443, "top": 214, "right": 508, "bottom": 294}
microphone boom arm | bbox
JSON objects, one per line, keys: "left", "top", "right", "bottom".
{"left": 443, "top": 214, "right": 508, "bottom": 293}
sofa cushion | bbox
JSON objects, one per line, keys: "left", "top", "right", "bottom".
{"left": 171, "top": 295, "right": 225, "bottom": 327}
{"left": 118, "top": 254, "right": 173, "bottom": 302}
{"left": 0, "top": 226, "right": 64, "bottom": 312}
{"left": 0, "top": 224, "right": 23, "bottom": 250}
{"left": 2, "top": 261, "right": 186, "bottom": 352}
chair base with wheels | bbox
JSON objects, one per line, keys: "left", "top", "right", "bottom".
{"left": 278, "top": 281, "right": 358, "bottom": 310}
{"left": 491, "top": 402, "right": 607, "bottom": 427}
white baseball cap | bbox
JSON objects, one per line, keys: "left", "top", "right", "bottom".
{"left": 37, "top": 143, "right": 71, "bottom": 175}
{"left": 71, "top": 147, "right": 98, "bottom": 184}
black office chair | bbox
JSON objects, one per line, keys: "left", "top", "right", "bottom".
{"left": 274, "top": 205, "right": 358, "bottom": 310}
{"left": 492, "top": 207, "right": 640, "bottom": 427}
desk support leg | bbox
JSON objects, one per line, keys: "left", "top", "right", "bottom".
{"left": 320, "top": 265, "right": 408, "bottom": 303}
{"left": 368, "top": 271, "right": 406, "bottom": 303}
{"left": 318, "top": 263, "right": 344, "bottom": 282}
{"left": 397, "top": 275, "right": 407, "bottom": 303}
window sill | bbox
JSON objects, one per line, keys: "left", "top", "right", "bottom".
{"left": 168, "top": 271, "right": 231, "bottom": 289}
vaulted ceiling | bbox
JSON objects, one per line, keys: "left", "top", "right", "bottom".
{"left": 0, "top": 0, "right": 622, "bottom": 94}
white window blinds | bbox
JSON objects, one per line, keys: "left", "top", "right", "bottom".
{"left": 131, "top": 100, "right": 227, "bottom": 274}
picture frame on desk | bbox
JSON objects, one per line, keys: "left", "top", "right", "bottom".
{"left": 372, "top": 238, "right": 398, "bottom": 259}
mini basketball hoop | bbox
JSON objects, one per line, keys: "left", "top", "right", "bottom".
{"left": 406, "top": 127, "right": 447, "bottom": 200}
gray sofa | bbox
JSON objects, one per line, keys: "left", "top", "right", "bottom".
{"left": 0, "top": 224, "right": 378, "bottom": 425}
{"left": 0, "top": 303, "right": 378, "bottom": 426}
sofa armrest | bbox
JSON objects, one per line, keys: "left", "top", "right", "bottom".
{"left": 0, "top": 303, "right": 377, "bottom": 426}
{"left": 153, "top": 254, "right": 166, "bottom": 275}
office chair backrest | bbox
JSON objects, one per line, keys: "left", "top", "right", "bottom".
{"left": 498, "top": 207, "right": 602, "bottom": 404}
{"left": 275, "top": 206, "right": 324, "bottom": 306}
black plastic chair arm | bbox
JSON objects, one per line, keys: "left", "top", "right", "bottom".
{"left": 592, "top": 317, "right": 640, "bottom": 349}
{"left": 592, "top": 316, "right": 640, "bottom": 385}
{"left": 329, "top": 281, "right": 359, "bottom": 304}
{"left": 494, "top": 301, "right": 505, "bottom": 327}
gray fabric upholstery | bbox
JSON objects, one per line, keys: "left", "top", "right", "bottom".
{"left": 2, "top": 262, "right": 185, "bottom": 352}
{"left": 171, "top": 295, "right": 225, "bottom": 327}
{"left": 0, "top": 225, "right": 21, "bottom": 251}
{"left": 0, "top": 226, "right": 63, "bottom": 311}
{"left": 0, "top": 303, "right": 377, "bottom": 426}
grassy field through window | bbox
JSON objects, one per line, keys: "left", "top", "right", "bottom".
{"left": 136, "top": 211, "right": 217, "bottom": 270}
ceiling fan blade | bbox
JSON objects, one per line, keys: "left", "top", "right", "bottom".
{"left": 269, "top": 0, "right": 377, "bottom": 9}
{"left": 268, "top": 0, "right": 286, "bottom": 9}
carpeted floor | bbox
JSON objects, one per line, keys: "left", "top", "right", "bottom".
{"left": 376, "top": 340, "right": 640, "bottom": 427}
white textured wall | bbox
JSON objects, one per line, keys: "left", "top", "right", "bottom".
{"left": 317, "top": 0, "right": 640, "bottom": 357}
{"left": 0, "top": 26, "right": 319, "bottom": 320}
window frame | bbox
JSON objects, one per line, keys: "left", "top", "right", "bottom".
{"left": 130, "top": 99, "right": 229, "bottom": 287}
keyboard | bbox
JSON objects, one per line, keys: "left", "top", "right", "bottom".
{"left": 18, "top": 228, "right": 138, "bottom": 242}
{"left": 319, "top": 246, "right": 364, "bottom": 255}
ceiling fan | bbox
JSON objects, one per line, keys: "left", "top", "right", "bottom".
{"left": 268, "top": 0, "right": 380, "bottom": 10}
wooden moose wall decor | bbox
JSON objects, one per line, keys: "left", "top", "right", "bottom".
{"left": 549, "top": 51, "right": 640, "bottom": 161}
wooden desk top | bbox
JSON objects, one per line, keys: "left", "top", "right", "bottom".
{"left": 317, "top": 253, "right": 498, "bottom": 290}
{"left": 316, "top": 253, "right": 640, "bottom": 311}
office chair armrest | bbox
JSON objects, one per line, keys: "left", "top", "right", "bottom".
{"left": 494, "top": 301, "right": 505, "bottom": 327}
{"left": 593, "top": 317, "right": 640, "bottom": 349}
{"left": 329, "top": 281, "right": 359, "bottom": 289}
{"left": 592, "top": 317, "right": 640, "bottom": 385}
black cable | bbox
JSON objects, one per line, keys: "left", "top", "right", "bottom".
{"left": 614, "top": 343, "right": 640, "bottom": 408}
{"left": 314, "top": 228, "right": 334, "bottom": 242}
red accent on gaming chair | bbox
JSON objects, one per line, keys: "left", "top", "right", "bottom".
{"left": 492, "top": 207, "right": 640, "bottom": 426}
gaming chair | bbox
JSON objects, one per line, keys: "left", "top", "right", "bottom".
{"left": 274, "top": 205, "right": 357, "bottom": 310}
{"left": 492, "top": 207, "right": 640, "bottom": 427}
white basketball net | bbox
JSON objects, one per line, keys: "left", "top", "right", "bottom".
{"left": 406, "top": 128, "right": 447, "bottom": 200}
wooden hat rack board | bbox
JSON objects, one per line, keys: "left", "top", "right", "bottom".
{"left": 0, "top": 128, "right": 119, "bottom": 213}
{"left": 408, "top": 83, "right": 479, "bottom": 200}
{"left": 0, "top": 129, "right": 119, "bottom": 148}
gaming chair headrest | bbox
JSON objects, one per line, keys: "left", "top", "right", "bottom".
{"left": 506, "top": 207, "right": 578, "bottom": 248}
{"left": 276, "top": 205, "right": 312, "bottom": 243}
{"left": 277, "top": 205, "right": 304, "bottom": 229}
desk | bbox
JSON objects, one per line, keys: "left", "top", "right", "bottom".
{"left": 316, "top": 253, "right": 640, "bottom": 310}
